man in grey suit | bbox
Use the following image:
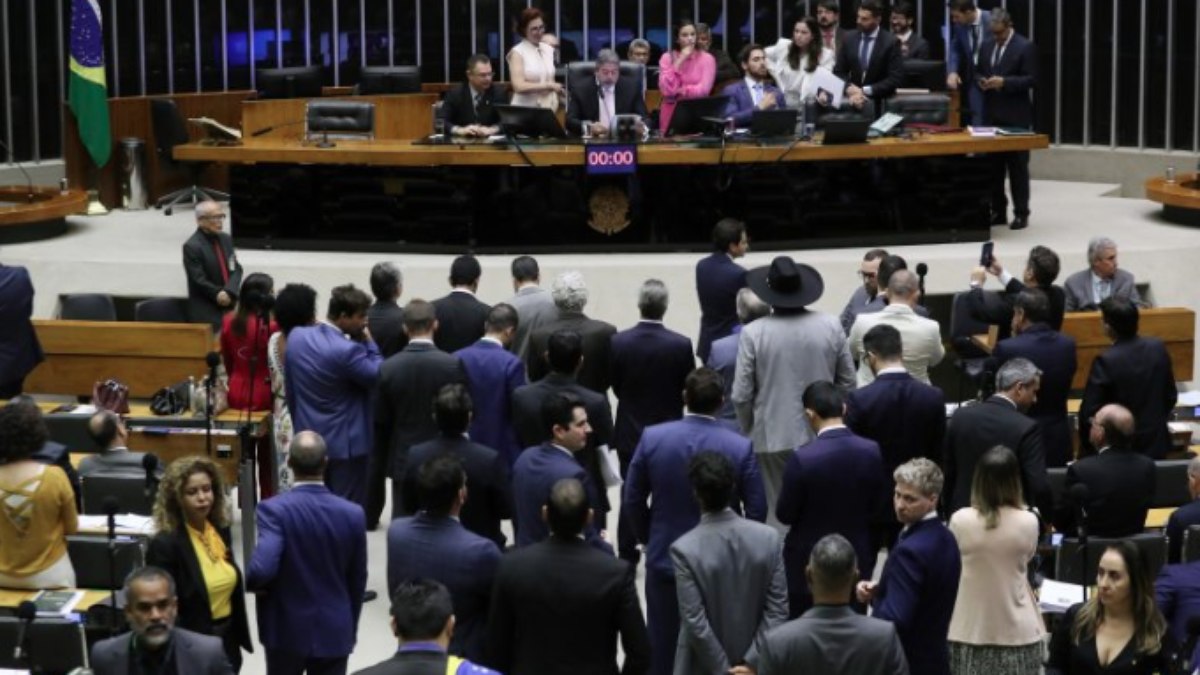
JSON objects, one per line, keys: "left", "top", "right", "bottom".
{"left": 731, "top": 256, "right": 855, "bottom": 527}
{"left": 671, "top": 451, "right": 787, "bottom": 675}
{"left": 744, "top": 534, "right": 909, "bottom": 675}
{"left": 91, "top": 566, "right": 233, "bottom": 675}
{"left": 1063, "top": 236, "right": 1147, "bottom": 311}
{"left": 506, "top": 255, "right": 558, "bottom": 360}
{"left": 79, "top": 410, "right": 162, "bottom": 479}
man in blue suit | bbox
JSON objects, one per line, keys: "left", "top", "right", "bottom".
{"left": 248, "top": 431, "right": 368, "bottom": 675}
{"left": 455, "top": 303, "right": 527, "bottom": 468}
{"left": 0, "top": 263, "right": 42, "bottom": 398}
{"left": 624, "top": 367, "right": 767, "bottom": 675}
{"left": 946, "top": 0, "right": 991, "bottom": 126}
{"left": 978, "top": 8, "right": 1037, "bottom": 230}
{"left": 285, "top": 284, "right": 383, "bottom": 509}
{"left": 388, "top": 454, "right": 502, "bottom": 663}
{"left": 706, "top": 288, "right": 770, "bottom": 422}
{"left": 1156, "top": 560, "right": 1200, "bottom": 670}
{"left": 845, "top": 324, "right": 945, "bottom": 547}
{"left": 990, "top": 289, "right": 1076, "bottom": 467}
{"left": 857, "top": 459, "right": 961, "bottom": 675}
{"left": 511, "top": 392, "right": 611, "bottom": 552}
{"left": 610, "top": 279, "right": 695, "bottom": 563}
{"left": 777, "top": 382, "right": 887, "bottom": 617}
{"left": 401, "top": 384, "right": 511, "bottom": 547}
{"left": 721, "top": 44, "right": 785, "bottom": 126}
{"left": 1166, "top": 458, "right": 1200, "bottom": 564}
{"left": 694, "top": 218, "right": 749, "bottom": 363}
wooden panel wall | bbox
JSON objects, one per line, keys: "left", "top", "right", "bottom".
{"left": 242, "top": 93, "right": 439, "bottom": 140}
{"left": 1062, "top": 308, "right": 1195, "bottom": 389}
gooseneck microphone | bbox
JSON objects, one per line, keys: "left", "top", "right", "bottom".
{"left": 142, "top": 453, "right": 160, "bottom": 500}
{"left": 0, "top": 139, "right": 36, "bottom": 203}
{"left": 915, "top": 262, "right": 928, "bottom": 305}
{"left": 250, "top": 119, "right": 308, "bottom": 137}
{"left": 1069, "top": 482, "right": 1091, "bottom": 601}
{"left": 13, "top": 600, "right": 37, "bottom": 661}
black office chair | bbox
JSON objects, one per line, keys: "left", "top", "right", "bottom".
{"left": 1047, "top": 467, "right": 1068, "bottom": 519}
{"left": 305, "top": 100, "right": 376, "bottom": 141}
{"left": 58, "top": 293, "right": 117, "bottom": 321}
{"left": 885, "top": 93, "right": 952, "bottom": 126}
{"left": 1153, "top": 460, "right": 1192, "bottom": 508}
{"left": 1183, "top": 524, "right": 1200, "bottom": 563}
{"left": 151, "top": 98, "right": 229, "bottom": 215}
{"left": 81, "top": 475, "right": 155, "bottom": 516}
{"left": 134, "top": 296, "right": 191, "bottom": 323}
{"left": 815, "top": 101, "right": 876, "bottom": 129}
{"left": 0, "top": 617, "right": 90, "bottom": 671}
{"left": 1055, "top": 532, "right": 1167, "bottom": 585}
{"left": 67, "top": 535, "right": 145, "bottom": 590}
{"left": 948, "top": 291, "right": 991, "bottom": 402}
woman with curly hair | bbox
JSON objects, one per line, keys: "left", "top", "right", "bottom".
{"left": 0, "top": 403, "right": 78, "bottom": 588}
{"left": 146, "top": 456, "right": 252, "bottom": 671}
{"left": 1047, "top": 539, "right": 1174, "bottom": 674}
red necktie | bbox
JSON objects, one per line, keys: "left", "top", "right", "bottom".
{"left": 212, "top": 240, "right": 229, "bottom": 284}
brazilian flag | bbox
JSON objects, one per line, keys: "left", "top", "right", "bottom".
{"left": 68, "top": 0, "right": 111, "bottom": 167}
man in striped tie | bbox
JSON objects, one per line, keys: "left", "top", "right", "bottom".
{"left": 565, "top": 49, "right": 649, "bottom": 139}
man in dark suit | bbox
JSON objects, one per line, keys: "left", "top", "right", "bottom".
{"left": 891, "top": 2, "right": 930, "bottom": 59}
{"left": 285, "top": 284, "right": 382, "bottom": 511}
{"left": 182, "top": 200, "right": 244, "bottom": 331}
{"left": 0, "top": 263, "right": 42, "bottom": 397}
{"left": 946, "top": 0, "right": 991, "bottom": 125}
{"left": 388, "top": 455, "right": 502, "bottom": 663}
{"left": 844, "top": 324, "right": 945, "bottom": 547}
{"left": 721, "top": 44, "right": 786, "bottom": 126}
{"left": 1079, "top": 297, "right": 1177, "bottom": 459}
{"left": 834, "top": 0, "right": 904, "bottom": 115}
{"left": 856, "top": 459, "right": 960, "bottom": 675}
{"left": 565, "top": 49, "right": 649, "bottom": 138}
{"left": 432, "top": 255, "right": 491, "bottom": 353}
{"left": 777, "top": 382, "right": 887, "bottom": 617}
{"left": 1156, "top": 560, "right": 1200, "bottom": 669}
{"left": 1055, "top": 404, "right": 1155, "bottom": 538}
{"left": 525, "top": 271, "right": 617, "bottom": 393}
{"left": 376, "top": 299, "right": 468, "bottom": 520}
{"left": 816, "top": 0, "right": 848, "bottom": 59}
{"left": 511, "top": 393, "right": 610, "bottom": 551}
{"left": 367, "top": 261, "right": 407, "bottom": 358}
{"left": 694, "top": 218, "right": 749, "bottom": 363}
{"left": 943, "top": 357, "right": 1052, "bottom": 517}
{"left": 247, "top": 432, "right": 368, "bottom": 675}
{"left": 977, "top": 8, "right": 1037, "bottom": 230}
{"left": 442, "top": 54, "right": 505, "bottom": 138}
{"left": 400, "top": 384, "right": 511, "bottom": 547}
{"left": 1166, "top": 458, "right": 1200, "bottom": 564}
{"left": 968, "top": 245, "right": 1066, "bottom": 339}
{"left": 623, "top": 368, "right": 768, "bottom": 675}
{"left": 455, "top": 304, "right": 527, "bottom": 469}
{"left": 354, "top": 580, "right": 501, "bottom": 675}
{"left": 91, "top": 567, "right": 233, "bottom": 675}
{"left": 748, "top": 534, "right": 909, "bottom": 675}
{"left": 990, "top": 289, "right": 1077, "bottom": 467}
{"left": 511, "top": 330, "right": 614, "bottom": 528}
{"left": 610, "top": 279, "right": 695, "bottom": 562}
{"left": 486, "top": 478, "right": 650, "bottom": 675}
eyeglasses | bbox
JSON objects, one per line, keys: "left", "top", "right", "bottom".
{"left": 857, "top": 271, "right": 877, "bottom": 279}
{"left": 200, "top": 213, "right": 227, "bottom": 221}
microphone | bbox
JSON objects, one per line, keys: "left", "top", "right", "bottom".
{"left": 103, "top": 495, "right": 119, "bottom": 539}
{"left": 13, "top": 600, "right": 36, "bottom": 661}
{"left": 250, "top": 119, "right": 308, "bottom": 137}
{"left": 206, "top": 351, "right": 222, "bottom": 370}
{"left": 915, "top": 262, "right": 928, "bottom": 305}
{"left": 0, "top": 139, "right": 36, "bottom": 203}
{"left": 142, "top": 453, "right": 160, "bottom": 500}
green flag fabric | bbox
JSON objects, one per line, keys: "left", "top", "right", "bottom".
{"left": 68, "top": 0, "right": 112, "bottom": 167}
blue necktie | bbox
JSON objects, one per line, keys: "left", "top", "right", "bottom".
{"left": 859, "top": 35, "right": 873, "bottom": 69}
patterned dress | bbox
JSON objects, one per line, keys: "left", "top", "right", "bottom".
{"left": 267, "top": 332, "right": 293, "bottom": 492}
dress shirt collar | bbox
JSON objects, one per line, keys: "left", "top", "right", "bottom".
{"left": 397, "top": 642, "right": 445, "bottom": 655}
{"left": 1098, "top": 445, "right": 1112, "bottom": 455}
{"left": 816, "top": 424, "right": 847, "bottom": 437}
{"left": 638, "top": 319, "right": 664, "bottom": 326}
{"left": 451, "top": 287, "right": 477, "bottom": 297}
{"left": 292, "top": 479, "right": 324, "bottom": 487}
{"left": 862, "top": 27, "right": 880, "bottom": 40}
{"left": 104, "top": 446, "right": 131, "bottom": 454}
{"left": 744, "top": 75, "right": 763, "bottom": 91}
{"left": 549, "top": 443, "right": 574, "bottom": 457}
{"left": 994, "top": 28, "right": 1013, "bottom": 49}
{"left": 516, "top": 283, "right": 542, "bottom": 293}
{"left": 408, "top": 337, "right": 435, "bottom": 346}
{"left": 320, "top": 319, "right": 351, "bottom": 340}
{"left": 685, "top": 412, "right": 717, "bottom": 421}
{"left": 480, "top": 336, "right": 504, "bottom": 347}
{"left": 1091, "top": 271, "right": 1112, "bottom": 286}
{"left": 895, "top": 29, "right": 912, "bottom": 43}
{"left": 882, "top": 303, "right": 915, "bottom": 315}
{"left": 701, "top": 507, "right": 737, "bottom": 523}
{"left": 875, "top": 366, "right": 908, "bottom": 376}
{"left": 469, "top": 83, "right": 488, "bottom": 99}
{"left": 993, "top": 394, "right": 1019, "bottom": 409}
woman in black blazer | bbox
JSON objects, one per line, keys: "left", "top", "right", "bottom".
{"left": 147, "top": 456, "right": 252, "bottom": 671}
{"left": 1046, "top": 539, "right": 1175, "bottom": 675}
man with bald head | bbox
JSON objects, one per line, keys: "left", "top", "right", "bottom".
{"left": 1054, "top": 404, "right": 1155, "bottom": 538}
{"left": 182, "top": 200, "right": 243, "bottom": 331}
{"left": 248, "top": 431, "right": 369, "bottom": 675}
{"left": 847, "top": 269, "right": 943, "bottom": 387}
{"left": 79, "top": 410, "right": 161, "bottom": 479}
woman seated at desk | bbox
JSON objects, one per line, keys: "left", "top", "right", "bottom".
{"left": 0, "top": 403, "right": 78, "bottom": 589}
{"left": 148, "top": 456, "right": 252, "bottom": 672}
{"left": 507, "top": 7, "right": 562, "bottom": 110}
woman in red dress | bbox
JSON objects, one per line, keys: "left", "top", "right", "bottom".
{"left": 220, "top": 272, "right": 277, "bottom": 412}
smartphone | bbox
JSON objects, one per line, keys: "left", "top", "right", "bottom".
{"left": 980, "top": 241, "right": 994, "bottom": 267}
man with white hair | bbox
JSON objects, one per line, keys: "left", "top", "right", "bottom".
{"left": 565, "top": 48, "right": 648, "bottom": 138}
{"left": 1063, "top": 236, "right": 1147, "bottom": 311}
{"left": 707, "top": 287, "right": 770, "bottom": 421}
{"left": 525, "top": 271, "right": 617, "bottom": 394}
{"left": 182, "top": 200, "right": 243, "bottom": 331}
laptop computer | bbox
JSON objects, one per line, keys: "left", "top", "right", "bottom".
{"left": 664, "top": 95, "right": 730, "bottom": 137}
{"left": 493, "top": 104, "right": 568, "bottom": 139}
{"left": 750, "top": 109, "right": 798, "bottom": 138}
{"left": 821, "top": 118, "right": 872, "bottom": 145}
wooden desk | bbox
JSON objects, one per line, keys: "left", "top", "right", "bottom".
{"left": 243, "top": 93, "right": 440, "bottom": 140}
{"left": 1146, "top": 173, "right": 1200, "bottom": 226}
{"left": 25, "top": 320, "right": 214, "bottom": 399}
{"left": 1147, "top": 507, "right": 1175, "bottom": 529}
{"left": 176, "top": 132, "right": 1049, "bottom": 167}
{"left": 0, "top": 588, "right": 110, "bottom": 611}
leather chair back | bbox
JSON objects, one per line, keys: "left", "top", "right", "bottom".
{"left": 58, "top": 293, "right": 117, "bottom": 321}
{"left": 150, "top": 98, "right": 190, "bottom": 171}
{"left": 306, "top": 101, "right": 376, "bottom": 138}
{"left": 886, "top": 93, "right": 952, "bottom": 126}
{"left": 565, "top": 60, "right": 646, "bottom": 102}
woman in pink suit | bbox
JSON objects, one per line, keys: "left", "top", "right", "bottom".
{"left": 658, "top": 19, "right": 716, "bottom": 134}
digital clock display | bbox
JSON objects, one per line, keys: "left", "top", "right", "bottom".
{"left": 585, "top": 144, "right": 638, "bottom": 176}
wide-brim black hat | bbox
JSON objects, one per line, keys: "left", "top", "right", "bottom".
{"left": 746, "top": 256, "right": 824, "bottom": 309}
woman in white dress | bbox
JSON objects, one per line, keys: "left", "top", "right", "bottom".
{"left": 266, "top": 283, "right": 318, "bottom": 492}
{"left": 764, "top": 16, "right": 836, "bottom": 108}
{"left": 507, "top": 7, "right": 562, "bottom": 110}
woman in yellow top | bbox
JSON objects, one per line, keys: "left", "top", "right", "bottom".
{"left": 0, "top": 404, "right": 78, "bottom": 589}
{"left": 147, "top": 456, "right": 252, "bottom": 671}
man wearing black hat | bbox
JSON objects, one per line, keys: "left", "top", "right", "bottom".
{"left": 731, "top": 256, "right": 855, "bottom": 528}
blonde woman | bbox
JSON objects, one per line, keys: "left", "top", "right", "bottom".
{"left": 147, "top": 456, "right": 252, "bottom": 671}
{"left": 507, "top": 7, "right": 562, "bottom": 110}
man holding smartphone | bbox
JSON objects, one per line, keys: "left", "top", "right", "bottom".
{"left": 977, "top": 8, "right": 1037, "bottom": 230}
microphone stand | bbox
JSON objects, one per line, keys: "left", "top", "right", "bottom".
{"left": 237, "top": 309, "right": 268, "bottom": 557}
{"left": 105, "top": 504, "right": 120, "bottom": 637}
{"left": 205, "top": 356, "right": 218, "bottom": 457}
{"left": 1076, "top": 503, "right": 1089, "bottom": 602}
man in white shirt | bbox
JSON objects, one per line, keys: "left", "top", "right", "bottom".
{"left": 848, "top": 269, "right": 943, "bottom": 386}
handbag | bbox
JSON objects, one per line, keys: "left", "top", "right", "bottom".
{"left": 150, "top": 379, "right": 192, "bottom": 416}
{"left": 92, "top": 379, "right": 130, "bottom": 414}
{"left": 191, "top": 375, "right": 230, "bottom": 416}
